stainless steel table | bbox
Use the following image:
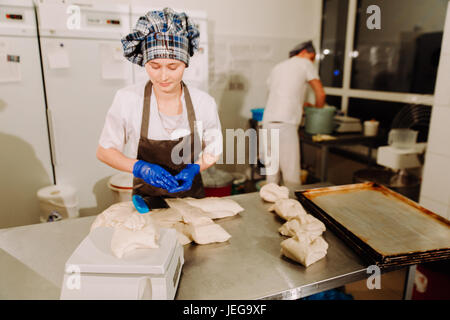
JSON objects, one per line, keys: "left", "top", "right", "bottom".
{"left": 299, "top": 128, "right": 379, "bottom": 182}
{"left": 0, "top": 184, "right": 375, "bottom": 300}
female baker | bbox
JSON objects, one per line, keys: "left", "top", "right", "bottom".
{"left": 97, "top": 8, "right": 222, "bottom": 212}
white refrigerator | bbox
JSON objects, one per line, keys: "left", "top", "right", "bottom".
{"left": 36, "top": 0, "right": 132, "bottom": 215}
{"left": 0, "top": 0, "right": 54, "bottom": 227}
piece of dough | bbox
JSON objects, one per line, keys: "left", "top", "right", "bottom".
{"left": 185, "top": 222, "right": 231, "bottom": 245}
{"left": 90, "top": 201, "right": 136, "bottom": 232}
{"left": 110, "top": 223, "right": 160, "bottom": 259}
{"left": 182, "top": 209, "right": 214, "bottom": 226}
{"left": 166, "top": 197, "right": 243, "bottom": 220}
{"left": 122, "top": 213, "right": 147, "bottom": 231}
{"left": 146, "top": 207, "right": 183, "bottom": 228}
{"left": 280, "top": 236, "right": 328, "bottom": 267}
{"left": 259, "top": 183, "right": 289, "bottom": 202}
{"left": 278, "top": 218, "right": 325, "bottom": 243}
{"left": 176, "top": 204, "right": 214, "bottom": 226}
{"left": 165, "top": 198, "right": 194, "bottom": 211}
{"left": 173, "top": 222, "right": 192, "bottom": 245}
{"left": 269, "top": 199, "right": 308, "bottom": 221}
{"left": 184, "top": 197, "right": 244, "bottom": 215}
{"left": 295, "top": 214, "right": 326, "bottom": 230}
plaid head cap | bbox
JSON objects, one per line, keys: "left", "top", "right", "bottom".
{"left": 121, "top": 7, "right": 200, "bottom": 67}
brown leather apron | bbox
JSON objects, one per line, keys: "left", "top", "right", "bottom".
{"left": 132, "top": 80, "right": 205, "bottom": 209}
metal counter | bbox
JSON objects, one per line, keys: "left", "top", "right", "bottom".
{"left": 299, "top": 128, "right": 379, "bottom": 182}
{"left": 0, "top": 184, "right": 371, "bottom": 300}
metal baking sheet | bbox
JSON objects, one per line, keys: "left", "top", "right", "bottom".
{"left": 296, "top": 182, "right": 450, "bottom": 268}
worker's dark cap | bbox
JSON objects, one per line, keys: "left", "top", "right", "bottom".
{"left": 289, "top": 40, "right": 316, "bottom": 58}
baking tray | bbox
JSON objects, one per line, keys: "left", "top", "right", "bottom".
{"left": 295, "top": 182, "right": 450, "bottom": 268}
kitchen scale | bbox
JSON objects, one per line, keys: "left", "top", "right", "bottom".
{"left": 334, "top": 115, "right": 363, "bottom": 133}
{"left": 60, "top": 227, "right": 184, "bottom": 300}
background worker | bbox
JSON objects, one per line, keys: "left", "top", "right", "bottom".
{"left": 262, "top": 40, "right": 325, "bottom": 187}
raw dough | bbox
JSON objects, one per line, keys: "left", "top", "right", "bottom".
{"left": 90, "top": 201, "right": 137, "bottom": 232}
{"left": 269, "top": 199, "right": 308, "bottom": 221}
{"left": 185, "top": 222, "right": 231, "bottom": 245}
{"left": 91, "top": 197, "right": 235, "bottom": 250}
{"left": 167, "top": 197, "right": 243, "bottom": 219}
{"left": 91, "top": 202, "right": 161, "bottom": 258}
{"left": 184, "top": 197, "right": 244, "bottom": 216}
{"left": 280, "top": 236, "right": 328, "bottom": 267}
{"left": 165, "top": 198, "right": 193, "bottom": 211}
{"left": 122, "top": 213, "right": 147, "bottom": 231}
{"left": 146, "top": 207, "right": 183, "bottom": 228}
{"left": 180, "top": 206, "right": 214, "bottom": 226}
{"left": 163, "top": 199, "right": 232, "bottom": 244}
{"left": 259, "top": 183, "right": 289, "bottom": 202}
{"left": 110, "top": 223, "right": 160, "bottom": 259}
{"left": 278, "top": 218, "right": 325, "bottom": 243}
{"left": 295, "top": 214, "right": 325, "bottom": 229}
{"left": 172, "top": 222, "right": 192, "bottom": 245}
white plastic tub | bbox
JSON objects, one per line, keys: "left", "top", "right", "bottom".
{"left": 37, "top": 185, "right": 79, "bottom": 222}
{"left": 108, "top": 173, "right": 133, "bottom": 203}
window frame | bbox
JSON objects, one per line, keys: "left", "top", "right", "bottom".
{"left": 319, "top": 0, "right": 436, "bottom": 114}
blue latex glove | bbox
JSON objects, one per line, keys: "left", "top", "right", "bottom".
{"left": 133, "top": 160, "right": 179, "bottom": 191}
{"left": 169, "top": 164, "right": 200, "bottom": 193}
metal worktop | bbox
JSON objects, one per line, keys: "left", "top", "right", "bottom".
{"left": 0, "top": 184, "right": 371, "bottom": 300}
{"left": 299, "top": 128, "right": 380, "bottom": 182}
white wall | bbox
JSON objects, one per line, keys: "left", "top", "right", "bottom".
{"left": 126, "top": 0, "right": 320, "bottom": 39}
{"left": 419, "top": 1, "right": 450, "bottom": 220}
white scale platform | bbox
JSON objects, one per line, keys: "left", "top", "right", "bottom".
{"left": 60, "top": 227, "right": 184, "bottom": 300}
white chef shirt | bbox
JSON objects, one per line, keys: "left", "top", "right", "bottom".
{"left": 262, "top": 56, "right": 319, "bottom": 125}
{"left": 99, "top": 80, "right": 223, "bottom": 158}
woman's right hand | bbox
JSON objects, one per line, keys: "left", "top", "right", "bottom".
{"left": 132, "top": 160, "right": 179, "bottom": 191}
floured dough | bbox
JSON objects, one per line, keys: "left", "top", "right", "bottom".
{"left": 269, "top": 199, "right": 308, "bottom": 221}
{"left": 280, "top": 236, "right": 328, "bottom": 267}
{"left": 294, "top": 214, "right": 325, "bottom": 229}
{"left": 180, "top": 206, "right": 214, "bottom": 226}
{"left": 122, "top": 213, "right": 147, "bottom": 231}
{"left": 202, "top": 210, "right": 238, "bottom": 220}
{"left": 90, "top": 201, "right": 137, "bottom": 232}
{"left": 172, "top": 222, "right": 192, "bottom": 245}
{"left": 167, "top": 197, "right": 243, "bottom": 220}
{"left": 165, "top": 198, "right": 193, "bottom": 211}
{"left": 166, "top": 200, "right": 233, "bottom": 244}
{"left": 90, "top": 202, "right": 160, "bottom": 258}
{"left": 184, "top": 197, "right": 244, "bottom": 215}
{"left": 146, "top": 207, "right": 183, "bottom": 228}
{"left": 185, "top": 222, "right": 231, "bottom": 245}
{"left": 278, "top": 218, "right": 325, "bottom": 243}
{"left": 92, "top": 196, "right": 235, "bottom": 251}
{"left": 259, "top": 183, "right": 289, "bottom": 202}
{"left": 110, "top": 223, "right": 160, "bottom": 259}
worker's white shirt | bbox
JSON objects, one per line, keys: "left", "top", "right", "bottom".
{"left": 263, "top": 57, "right": 319, "bottom": 125}
{"left": 99, "top": 81, "right": 223, "bottom": 158}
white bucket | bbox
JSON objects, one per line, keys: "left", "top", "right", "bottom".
{"left": 37, "top": 185, "right": 79, "bottom": 222}
{"left": 363, "top": 120, "right": 379, "bottom": 136}
{"left": 108, "top": 173, "right": 133, "bottom": 203}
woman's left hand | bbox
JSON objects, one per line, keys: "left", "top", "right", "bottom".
{"left": 169, "top": 164, "right": 200, "bottom": 193}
